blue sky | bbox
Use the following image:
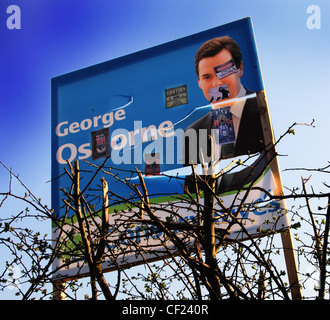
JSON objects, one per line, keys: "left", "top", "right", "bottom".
{"left": 0, "top": 0, "right": 329, "bottom": 298}
{"left": 1, "top": 0, "right": 329, "bottom": 195}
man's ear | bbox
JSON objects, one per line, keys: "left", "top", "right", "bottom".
{"left": 238, "top": 61, "right": 243, "bottom": 78}
{"left": 198, "top": 78, "right": 202, "bottom": 89}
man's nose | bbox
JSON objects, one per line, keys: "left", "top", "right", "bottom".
{"left": 212, "top": 76, "right": 223, "bottom": 87}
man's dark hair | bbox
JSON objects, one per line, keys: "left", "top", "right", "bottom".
{"left": 195, "top": 36, "right": 242, "bottom": 78}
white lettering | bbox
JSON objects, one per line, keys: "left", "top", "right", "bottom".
{"left": 80, "top": 118, "right": 92, "bottom": 131}
{"left": 158, "top": 120, "right": 175, "bottom": 137}
{"left": 6, "top": 5, "right": 21, "bottom": 30}
{"left": 166, "top": 128, "right": 184, "bottom": 165}
{"left": 102, "top": 112, "right": 114, "bottom": 128}
{"left": 55, "top": 120, "right": 182, "bottom": 165}
{"left": 56, "top": 121, "right": 69, "bottom": 137}
{"left": 111, "top": 132, "right": 128, "bottom": 150}
{"left": 55, "top": 109, "right": 126, "bottom": 137}
{"left": 56, "top": 143, "right": 92, "bottom": 164}
{"left": 128, "top": 128, "right": 140, "bottom": 146}
{"left": 143, "top": 139, "right": 163, "bottom": 164}
{"left": 141, "top": 125, "right": 158, "bottom": 143}
{"left": 69, "top": 122, "right": 80, "bottom": 134}
{"left": 93, "top": 115, "right": 102, "bottom": 127}
{"left": 122, "top": 304, "right": 156, "bottom": 318}
{"left": 78, "top": 143, "right": 92, "bottom": 160}
{"left": 56, "top": 143, "right": 77, "bottom": 164}
{"left": 307, "top": 5, "right": 321, "bottom": 30}
{"left": 115, "top": 109, "right": 126, "bottom": 121}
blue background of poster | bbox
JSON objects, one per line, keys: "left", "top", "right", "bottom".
{"left": 51, "top": 17, "right": 264, "bottom": 218}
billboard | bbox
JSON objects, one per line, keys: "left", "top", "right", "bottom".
{"left": 51, "top": 17, "right": 289, "bottom": 279}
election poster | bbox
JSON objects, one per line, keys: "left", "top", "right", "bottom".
{"left": 51, "top": 17, "right": 290, "bottom": 280}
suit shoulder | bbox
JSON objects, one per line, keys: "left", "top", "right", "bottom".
{"left": 185, "top": 112, "right": 212, "bottom": 131}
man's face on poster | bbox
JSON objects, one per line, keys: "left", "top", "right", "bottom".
{"left": 197, "top": 49, "right": 243, "bottom": 103}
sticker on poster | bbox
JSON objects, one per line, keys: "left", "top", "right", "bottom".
{"left": 91, "top": 128, "right": 111, "bottom": 160}
{"left": 208, "top": 84, "right": 229, "bottom": 103}
{"left": 165, "top": 85, "right": 188, "bottom": 108}
{"left": 214, "top": 59, "right": 238, "bottom": 80}
{"left": 144, "top": 152, "right": 160, "bottom": 175}
{"left": 212, "top": 106, "right": 236, "bottom": 145}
